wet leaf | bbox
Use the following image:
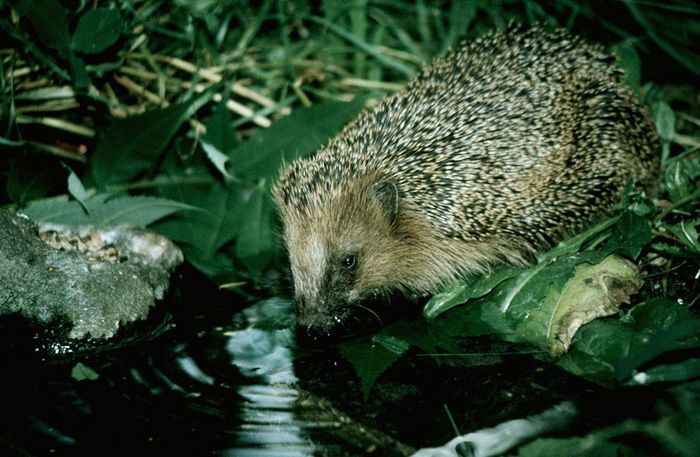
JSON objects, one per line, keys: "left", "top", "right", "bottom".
{"left": 615, "top": 319, "right": 700, "bottom": 382}
{"left": 430, "top": 253, "right": 643, "bottom": 363}
{"left": 625, "top": 358, "right": 700, "bottom": 386}
{"left": 72, "top": 8, "right": 124, "bottom": 54}
{"left": 424, "top": 266, "right": 520, "bottom": 319}
{"left": 229, "top": 95, "right": 371, "bottom": 179}
{"left": 558, "top": 297, "right": 700, "bottom": 386}
{"left": 71, "top": 362, "right": 99, "bottom": 381}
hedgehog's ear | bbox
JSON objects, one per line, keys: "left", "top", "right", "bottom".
{"left": 370, "top": 180, "right": 399, "bottom": 226}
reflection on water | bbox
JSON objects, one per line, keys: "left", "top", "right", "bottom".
{"left": 1, "top": 298, "right": 320, "bottom": 456}
{"left": 222, "top": 298, "right": 314, "bottom": 456}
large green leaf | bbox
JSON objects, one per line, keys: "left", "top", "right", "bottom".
{"left": 433, "top": 254, "right": 641, "bottom": 358}
{"left": 16, "top": 0, "right": 72, "bottom": 59}
{"left": 21, "top": 194, "right": 198, "bottom": 227}
{"left": 72, "top": 8, "right": 124, "bottom": 54}
{"left": 153, "top": 181, "right": 244, "bottom": 258}
{"left": 234, "top": 183, "right": 278, "bottom": 272}
{"left": 228, "top": 95, "right": 371, "bottom": 179}
{"left": 559, "top": 297, "right": 700, "bottom": 387}
{"left": 200, "top": 100, "right": 237, "bottom": 181}
{"left": 90, "top": 95, "right": 209, "bottom": 186}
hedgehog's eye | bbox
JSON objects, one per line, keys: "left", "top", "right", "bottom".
{"left": 341, "top": 254, "right": 357, "bottom": 270}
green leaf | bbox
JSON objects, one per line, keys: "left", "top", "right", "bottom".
{"left": 558, "top": 297, "right": 700, "bottom": 386}
{"left": 664, "top": 160, "right": 693, "bottom": 203}
{"left": 72, "top": 8, "right": 124, "bottom": 54}
{"left": 22, "top": 194, "right": 198, "bottom": 227}
{"left": 612, "top": 39, "right": 641, "bottom": 91}
{"left": 153, "top": 181, "right": 244, "bottom": 258}
{"left": 229, "top": 95, "right": 371, "bottom": 180}
{"left": 71, "top": 362, "right": 99, "bottom": 381}
{"left": 625, "top": 358, "right": 700, "bottom": 386}
{"left": 16, "top": 0, "right": 72, "bottom": 59}
{"left": 234, "top": 183, "right": 277, "bottom": 272}
{"left": 664, "top": 219, "right": 700, "bottom": 253}
{"left": 601, "top": 211, "right": 651, "bottom": 259}
{"left": 655, "top": 101, "right": 675, "bottom": 142}
{"left": 90, "top": 95, "right": 209, "bottom": 187}
{"left": 339, "top": 334, "right": 410, "bottom": 400}
{"left": 615, "top": 319, "right": 700, "bottom": 382}
{"left": 201, "top": 101, "right": 236, "bottom": 180}
{"left": 432, "top": 254, "right": 641, "bottom": 359}
{"left": 424, "top": 266, "right": 520, "bottom": 319}
{"left": 63, "top": 165, "right": 89, "bottom": 212}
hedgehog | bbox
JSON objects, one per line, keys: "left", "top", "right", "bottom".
{"left": 272, "top": 26, "right": 659, "bottom": 335}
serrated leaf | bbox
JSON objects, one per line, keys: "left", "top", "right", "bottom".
{"left": 339, "top": 334, "right": 409, "bottom": 400}
{"left": 90, "top": 94, "right": 209, "bottom": 186}
{"left": 229, "top": 95, "right": 371, "bottom": 179}
{"left": 21, "top": 194, "right": 198, "bottom": 227}
{"left": 602, "top": 211, "right": 651, "bottom": 259}
{"left": 72, "top": 8, "right": 124, "bottom": 54}
{"left": 71, "top": 362, "right": 99, "bottom": 381}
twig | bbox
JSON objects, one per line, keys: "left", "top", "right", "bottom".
{"left": 16, "top": 114, "right": 95, "bottom": 137}
{"left": 339, "top": 77, "right": 404, "bottom": 91}
{"left": 26, "top": 141, "right": 87, "bottom": 163}
{"left": 113, "top": 74, "right": 169, "bottom": 106}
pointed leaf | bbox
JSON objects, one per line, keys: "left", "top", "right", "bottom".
{"left": 21, "top": 194, "right": 198, "bottom": 227}
{"left": 339, "top": 334, "right": 409, "bottom": 400}
{"left": 91, "top": 95, "right": 209, "bottom": 186}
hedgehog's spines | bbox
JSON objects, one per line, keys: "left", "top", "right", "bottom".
{"left": 273, "top": 26, "right": 659, "bottom": 330}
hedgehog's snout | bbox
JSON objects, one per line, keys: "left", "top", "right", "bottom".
{"left": 295, "top": 294, "right": 346, "bottom": 330}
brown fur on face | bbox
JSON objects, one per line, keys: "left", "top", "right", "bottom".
{"left": 274, "top": 173, "right": 531, "bottom": 332}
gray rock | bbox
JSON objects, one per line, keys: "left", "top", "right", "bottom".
{"left": 0, "top": 209, "right": 183, "bottom": 340}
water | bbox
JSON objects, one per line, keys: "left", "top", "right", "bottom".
{"left": 1, "top": 281, "right": 596, "bottom": 457}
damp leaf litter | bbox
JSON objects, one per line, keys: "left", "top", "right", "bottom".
{"left": 1, "top": 1, "right": 699, "bottom": 456}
